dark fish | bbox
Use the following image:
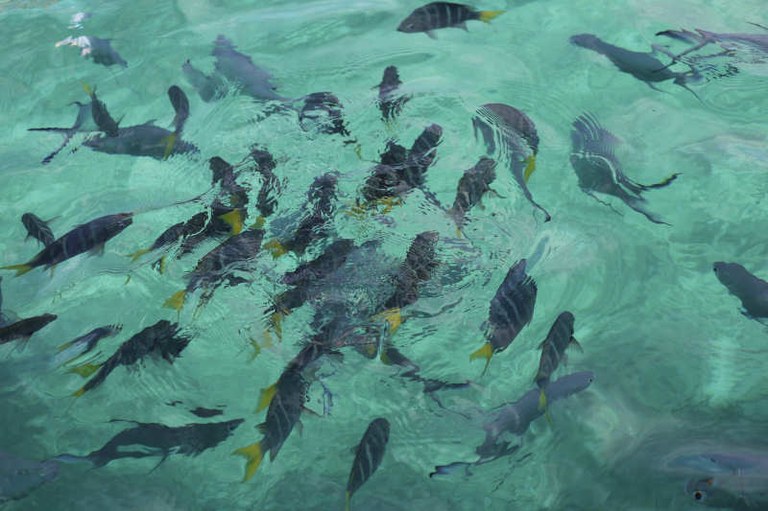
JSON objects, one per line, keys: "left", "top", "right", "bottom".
{"left": 473, "top": 103, "right": 550, "bottom": 221}
{"left": 299, "top": 92, "right": 350, "bottom": 137}
{"left": 233, "top": 364, "right": 309, "bottom": 481}
{"left": 83, "top": 85, "right": 119, "bottom": 137}
{"left": 569, "top": 33, "right": 701, "bottom": 99}
{"left": 470, "top": 259, "right": 536, "bottom": 373}
{"left": 397, "top": 2, "right": 504, "bottom": 39}
{"left": 73, "top": 320, "right": 191, "bottom": 397}
{"left": 54, "top": 324, "right": 122, "bottom": 368}
{"left": 21, "top": 213, "right": 55, "bottom": 247}
{"left": 84, "top": 122, "right": 198, "bottom": 159}
{"left": 570, "top": 113, "right": 679, "bottom": 225}
{"left": 55, "top": 35, "right": 127, "bottom": 68}
{"left": 28, "top": 101, "right": 95, "bottom": 164}
{"left": 182, "top": 59, "right": 228, "bottom": 102}
{"left": 448, "top": 157, "right": 497, "bottom": 231}
{"left": 534, "top": 312, "right": 580, "bottom": 411}
{"left": 57, "top": 419, "right": 243, "bottom": 468}
{"left": 345, "top": 418, "right": 390, "bottom": 511}
{"left": 282, "top": 239, "right": 356, "bottom": 287}
{"left": 265, "top": 173, "right": 338, "bottom": 258}
{"left": 129, "top": 212, "right": 208, "bottom": 266}
{"left": 0, "top": 451, "right": 59, "bottom": 505}
{"left": 377, "top": 66, "right": 409, "bottom": 122}
{"left": 1, "top": 213, "right": 134, "bottom": 276}
{"left": 168, "top": 85, "right": 190, "bottom": 134}
{"left": 164, "top": 228, "right": 264, "bottom": 311}
{"left": 687, "top": 474, "right": 768, "bottom": 509}
{"left": 0, "top": 314, "right": 57, "bottom": 346}
{"left": 213, "top": 35, "right": 286, "bottom": 101}
{"left": 243, "top": 146, "right": 281, "bottom": 222}
{"left": 658, "top": 26, "right": 768, "bottom": 64}
{"left": 713, "top": 262, "right": 768, "bottom": 319}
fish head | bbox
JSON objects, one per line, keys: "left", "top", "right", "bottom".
{"left": 381, "top": 66, "right": 401, "bottom": 86}
{"left": 209, "top": 156, "right": 235, "bottom": 185}
{"left": 225, "top": 418, "right": 245, "bottom": 433}
{"left": 109, "top": 213, "right": 134, "bottom": 235}
{"left": 570, "top": 34, "right": 601, "bottom": 49}
{"left": 397, "top": 9, "right": 430, "bottom": 33}
{"left": 686, "top": 477, "right": 732, "bottom": 507}
{"left": 712, "top": 261, "right": 749, "bottom": 289}
{"left": 40, "top": 314, "right": 58, "bottom": 326}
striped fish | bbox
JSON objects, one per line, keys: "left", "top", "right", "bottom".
{"left": 534, "top": 312, "right": 581, "bottom": 412}
{"left": 377, "top": 66, "right": 409, "bottom": 122}
{"left": 1, "top": 213, "right": 133, "bottom": 276}
{"left": 0, "top": 314, "right": 57, "bottom": 346}
{"left": 233, "top": 365, "right": 309, "bottom": 481}
{"left": 470, "top": 259, "right": 537, "bottom": 374}
{"left": 345, "top": 418, "right": 390, "bottom": 511}
{"left": 21, "top": 213, "right": 55, "bottom": 247}
{"left": 448, "top": 157, "right": 497, "bottom": 232}
{"left": 397, "top": 2, "right": 505, "bottom": 39}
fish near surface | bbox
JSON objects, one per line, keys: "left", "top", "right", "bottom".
{"left": 2, "top": 213, "right": 133, "bottom": 276}
{"left": 713, "top": 262, "right": 768, "bottom": 319}
{"left": 56, "top": 419, "right": 243, "bottom": 468}
{"left": 53, "top": 324, "right": 122, "bottom": 368}
{"left": 28, "top": 101, "right": 96, "bottom": 164}
{"left": 182, "top": 59, "right": 228, "bottom": 102}
{"left": 212, "top": 35, "right": 286, "bottom": 101}
{"left": 397, "top": 2, "right": 505, "bottom": 39}
{"left": 448, "top": 157, "right": 497, "bottom": 231}
{"left": 345, "top": 418, "right": 390, "bottom": 511}
{"left": 0, "top": 314, "right": 57, "bottom": 346}
{"left": 129, "top": 212, "right": 208, "bottom": 264}
{"left": 657, "top": 26, "right": 768, "bottom": 65}
{"left": 55, "top": 35, "right": 127, "bottom": 68}
{"left": 0, "top": 451, "right": 59, "bottom": 505}
{"left": 377, "top": 66, "right": 409, "bottom": 122}
{"left": 570, "top": 113, "right": 679, "bottom": 225}
{"left": 534, "top": 311, "right": 581, "bottom": 412}
{"left": 298, "top": 92, "right": 351, "bottom": 137}
{"left": 687, "top": 474, "right": 768, "bottom": 509}
{"left": 21, "top": 213, "right": 55, "bottom": 247}
{"left": 84, "top": 121, "right": 198, "bottom": 159}
{"left": 473, "top": 103, "right": 551, "bottom": 221}
{"left": 470, "top": 259, "right": 537, "bottom": 374}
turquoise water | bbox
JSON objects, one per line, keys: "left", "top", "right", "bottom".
{"left": 1, "top": 0, "right": 768, "bottom": 509}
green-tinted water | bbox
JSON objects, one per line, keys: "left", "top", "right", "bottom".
{"left": 1, "top": 0, "right": 767, "bottom": 509}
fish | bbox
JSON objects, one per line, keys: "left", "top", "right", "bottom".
{"left": 534, "top": 311, "right": 581, "bottom": 412}
{"left": 0, "top": 314, "right": 57, "bottom": 346}
{"left": 233, "top": 364, "right": 309, "bottom": 481}
{"left": 83, "top": 84, "right": 120, "bottom": 137}
{"left": 1, "top": 212, "right": 133, "bottom": 276}
{"left": 0, "top": 451, "right": 59, "bottom": 505}
{"left": 247, "top": 147, "right": 282, "bottom": 222}
{"left": 447, "top": 157, "right": 497, "bottom": 232}
{"left": 165, "top": 85, "right": 190, "bottom": 155}
{"left": 182, "top": 59, "right": 228, "bottom": 102}
{"left": 570, "top": 113, "right": 679, "bottom": 224}
{"left": 129, "top": 212, "right": 208, "bottom": 270}
{"left": 213, "top": 35, "right": 287, "bottom": 101}
{"left": 687, "top": 474, "right": 768, "bottom": 509}
{"left": 55, "top": 35, "right": 127, "bottom": 68}
{"left": 299, "top": 92, "right": 351, "bottom": 137}
{"left": 397, "top": 2, "right": 505, "bottom": 39}
{"left": 657, "top": 26, "right": 768, "bottom": 65}
{"left": 472, "top": 104, "right": 551, "bottom": 221}
{"left": 56, "top": 419, "right": 243, "bottom": 468}
{"left": 28, "top": 100, "right": 96, "bottom": 164}
{"left": 470, "top": 259, "right": 537, "bottom": 374}
{"left": 376, "top": 66, "right": 409, "bottom": 122}
{"left": 164, "top": 228, "right": 264, "bottom": 311}
{"left": 72, "top": 320, "right": 191, "bottom": 397}
{"left": 345, "top": 418, "right": 390, "bottom": 511}
{"left": 53, "top": 324, "right": 122, "bottom": 368}
{"left": 713, "top": 262, "right": 768, "bottom": 319}
{"left": 569, "top": 33, "right": 701, "bottom": 99}
{"left": 21, "top": 213, "right": 55, "bottom": 247}
{"left": 84, "top": 121, "right": 198, "bottom": 159}
{"left": 376, "top": 231, "right": 440, "bottom": 333}
{"left": 265, "top": 173, "right": 338, "bottom": 258}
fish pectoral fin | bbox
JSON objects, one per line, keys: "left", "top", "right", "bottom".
{"left": 232, "top": 442, "right": 264, "bottom": 482}
{"left": 162, "top": 133, "right": 177, "bottom": 160}
{"left": 68, "top": 362, "right": 103, "bottom": 378}
{"left": 523, "top": 155, "right": 537, "bottom": 183}
{"left": 218, "top": 209, "right": 244, "bottom": 236}
{"left": 1, "top": 264, "right": 33, "bottom": 277}
{"left": 478, "top": 10, "right": 505, "bottom": 23}
{"left": 373, "top": 308, "right": 403, "bottom": 333}
{"left": 458, "top": 21, "right": 469, "bottom": 32}
{"left": 88, "top": 243, "right": 105, "bottom": 256}
{"left": 256, "top": 383, "right": 278, "bottom": 412}
{"left": 128, "top": 248, "right": 150, "bottom": 261}
{"left": 264, "top": 239, "right": 287, "bottom": 259}
{"left": 570, "top": 336, "right": 584, "bottom": 352}
{"left": 426, "top": 30, "right": 438, "bottom": 40}
{"left": 469, "top": 343, "right": 493, "bottom": 375}
{"left": 163, "top": 290, "right": 187, "bottom": 311}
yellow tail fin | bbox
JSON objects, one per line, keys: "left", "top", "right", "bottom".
{"left": 257, "top": 383, "right": 278, "bottom": 412}
{"left": 219, "top": 209, "right": 244, "bottom": 236}
{"left": 57, "top": 340, "right": 75, "bottom": 352}
{"left": 373, "top": 308, "right": 403, "bottom": 333}
{"left": 264, "top": 239, "right": 287, "bottom": 259}
{"left": 345, "top": 491, "right": 352, "bottom": 511}
{"left": 469, "top": 343, "right": 494, "bottom": 375}
{"left": 129, "top": 248, "right": 150, "bottom": 262}
{"left": 268, "top": 311, "right": 284, "bottom": 341}
{"left": 163, "top": 290, "right": 187, "bottom": 311}
{"left": 1, "top": 264, "right": 32, "bottom": 277}
{"left": 82, "top": 82, "right": 94, "bottom": 96}
{"left": 162, "top": 133, "right": 177, "bottom": 160}
{"left": 478, "top": 10, "right": 505, "bottom": 22}
{"left": 233, "top": 442, "right": 264, "bottom": 482}
{"left": 68, "top": 362, "right": 102, "bottom": 378}
{"left": 538, "top": 389, "right": 548, "bottom": 412}
{"left": 157, "top": 256, "right": 167, "bottom": 274}
{"left": 253, "top": 215, "right": 266, "bottom": 229}
{"left": 72, "top": 386, "right": 86, "bottom": 397}
{"left": 523, "top": 155, "right": 537, "bottom": 183}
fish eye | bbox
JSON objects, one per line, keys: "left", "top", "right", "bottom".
{"left": 693, "top": 490, "right": 705, "bottom": 501}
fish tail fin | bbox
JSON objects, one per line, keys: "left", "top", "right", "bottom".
{"left": 163, "top": 290, "right": 187, "bottom": 311}
{"left": 478, "top": 10, "right": 505, "bottom": 23}
{"left": 538, "top": 389, "right": 548, "bottom": 412}
{"left": 218, "top": 209, "right": 244, "bottom": 235}
{"left": 68, "top": 362, "right": 102, "bottom": 378}
{"left": 374, "top": 308, "right": 403, "bottom": 333}
{"left": 257, "top": 382, "right": 278, "bottom": 412}
{"left": 469, "top": 343, "right": 493, "bottom": 375}
{"left": 72, "top": 386, "right": 86, "bottom": 397}
{"left": 157, "top": 256, "right": 168, "bottom": 274}
{"left": 128, "top": 248, "right": 150, "bottom": 261}
{"left": 162, "top": 133, "right": 177, "bottom": 160}
{"left": 267, "top": 311, "right": 284, "bottom": 341}
{"left": 1, "top": 264, "right": 32, "bottom": 276}
{"left": 248, "top": 339, "right": 261, "bottom": 362}
{"left": 232, "top": 442, "right": 264, "bottom": 482}
{"left": 264, "top": 239, "right": 287, "bottom": 259}
{"left": 253, "top": 215, "right": 266, "bottom": 229}
{"left": 345, "top": 491, "right": 352, "bottom": 511}
{"left": 523, "top": 155, "right": 537, "bottom": 183}
{"left": 57, "top": 340, "right": 75, "bottom": 352}
{"left": 82, "top": 82, "right": 94, "bottom": 97}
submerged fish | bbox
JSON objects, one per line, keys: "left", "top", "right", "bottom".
{"left": 53, "top": 324, "right": 122, "bottom": 368}
{"left": 213, "top": 35, "right": 287, "bottom": 101}
{"left": 570, "top": 113, "right": 679, "bottom": 225}
{"left": 448, "top": 157, "right": 497, "bottom": 232}
{"left": 72, "top": 320, "right": 191, "bottom": 397}
{"left": 534, "top": 312, "right": 581, "bottom": 412}
{"left": 657, "top": 26, "right": 768, "bottom": 64}
{"left": 687, "top": 474, "right": 768, "bottom": 509}
{"left": 168, "top": 85, "right": 190, "bottom": 134}
{"left": 84, "top": 85, "right": 120, "bottom": 137}
{"left": 473, "top": 103, "right": 551, "bottom": 221}
{"left": 129, "top": 212, "right": 208, "bottom": 270}
{"left": 28, "top": 100, "right": 95, "bottom": 164}
{"left": 0, "top": 314, "right": 57, "bottom": 346}
{"left": 345, "top": 418, "right": 390, "bottom": 511}
{"left": 377, "top": 66, "right": 409, "bottom": 122}
{"left": 55, "top": 35, "right": 127, "bottom": 68}
{"left": 713, "top": 262, "right": 768, "bottom": 319}
{"left": 397, "top": 2, "right": 505, "bottom": 39}
{"left": 21, "top": 213, "right": 55, "bottom": 247}
{"left": 56, "top": 419, "right": 243, "bottom": 468}
{"left": 182, "top": 59, "right": 228, "bottom": 102}
{"left": 247, "top": 147, "right": 282, "bottom": 222}
{"left": 299, "top": 92, "right": 351, "bottom": 137}
{"left": 84, "top": 121, "right": 198, "bottom": 159}
{"left": 0, "top": 451, "right": 59, "bottom": 505}
{"left": 470, "top": 259, "right": 537, "bottom": 374}
{"left": 2, "top": 212, "right": 133, "bottom": 276}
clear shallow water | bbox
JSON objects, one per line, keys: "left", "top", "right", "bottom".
{"left": 0, "top": 0, "right": 767, "bottom": 510}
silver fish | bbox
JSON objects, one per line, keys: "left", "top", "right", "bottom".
{"left": 713, "top": 262, "right": 768, "bottom": 319}
{"left": 212, "top": 35, "right": 287, "bottom": 101}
